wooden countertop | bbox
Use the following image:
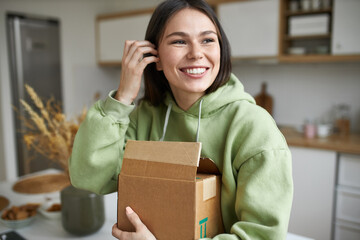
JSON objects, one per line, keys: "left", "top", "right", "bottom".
{"left": 280, "top": 126, "right": 360, "bottom": 155}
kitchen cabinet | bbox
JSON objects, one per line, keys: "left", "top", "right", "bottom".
{"left": 332, "top": 0, "right": 360, "bottom": 55}
{"left": 334, "top": 154, "right": 360, "bottom": 240}
{"left": 95, "top": 0, "right": 360, "bottom": 65}
{"left": 279, "top": 0, "right": 360, "bottom": 62}
{"left": 96, "top": 9, "right": 153, "bottom": 65}
{"left": 279, "top": 0, "right": 333, "bottom": 59}
{"left": 217, "top": 0, "right": 279, "bottom": 58}
{"left": 288, "top": 146, "right": 336, "bottom": 240}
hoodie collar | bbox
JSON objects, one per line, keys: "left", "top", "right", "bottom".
{"left": 164, "top": 73, "right": 255, "bottom": 117}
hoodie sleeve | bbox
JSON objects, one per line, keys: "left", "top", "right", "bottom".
{"left": 201, "top": 148, "right": 293, "bottom": 240}
{"left": 69, "top": 91, "right": 135, "bottom": 195}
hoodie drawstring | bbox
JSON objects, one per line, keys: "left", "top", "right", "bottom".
{"left": 160, "top": 102, "right": 172, "bottom": 141}
{"left": 159, "top": 99, "right": 203, "bottom": 143}
{"left": 196, "top": 99, "right": 203, "bottom": 142}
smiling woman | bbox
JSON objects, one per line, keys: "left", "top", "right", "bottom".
{"left": 155, "top": 8, "right": 221, "bottom": 110}
{"left": 69, "top": 0, "right": 293, "bottom": 240}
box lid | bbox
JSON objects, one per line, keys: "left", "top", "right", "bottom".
{"left": 197, "top": 157, "right": 221, "bottom": 175}
{"left": 121, "top": 140, "right": 201, "bottom": 181}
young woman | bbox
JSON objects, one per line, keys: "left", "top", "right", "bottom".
{"left": 69, "top": 0, "right": 293, "bottom": 239}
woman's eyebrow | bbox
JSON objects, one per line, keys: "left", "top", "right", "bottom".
{"left": 165, "top": 30, "right": 217, "bottom": 39}
{"left": 200, "top": 30, "right": 217, "bottom": 36}
{"left": 165, "top": 31, "right": 188, "bottom": 38}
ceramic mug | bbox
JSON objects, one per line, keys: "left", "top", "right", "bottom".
{"left": 322, "top": 0, "right": 331, "bottom": 8}
{"left": 301, "top": 0, "right": 311, "bottom": 11}
{"left": 61, "top": 185, "right": 105, "bottom": 236}
{"left": 317, "top": 124, "right": 332, "bottom": 138}
{"left": 312, "top": 0, "right": 321, "bottom": 10}
{"left": 289, "top": 0, "right": 299, "bottom": 12}
{"left": 304, "top": 123, "right": 316, "bottom": 139}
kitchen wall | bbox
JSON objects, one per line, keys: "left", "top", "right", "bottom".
{"left": 233, "top": 62, "right": 360, "bottom": 131}
{"left": 0, "top": 0, "right": 359, "bottom": 181}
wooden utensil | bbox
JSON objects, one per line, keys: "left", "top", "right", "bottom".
{"left": 254, "top": 82, "right": 273, "bottom": 116}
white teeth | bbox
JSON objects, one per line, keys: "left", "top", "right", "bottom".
{"left": 185, "top": 68, "right": 206, "bottom": 75}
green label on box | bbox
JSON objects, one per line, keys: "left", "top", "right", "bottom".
{"left": 199, "top": 217, "right": 208, "bottom": 238}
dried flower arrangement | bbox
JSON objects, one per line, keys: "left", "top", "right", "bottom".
{"left": 19, "top": 84, "right": 86, "bottom": 176}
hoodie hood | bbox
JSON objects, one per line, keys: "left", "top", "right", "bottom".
{"left": 160, "top": 73, "right": 256, "bottom": 142}
{"left": 164, "top": 73, "right": 255, "bottom": 117}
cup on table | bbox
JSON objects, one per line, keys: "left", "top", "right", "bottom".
{"left": 304, "top": 123, "right": 316, "bottom": 139}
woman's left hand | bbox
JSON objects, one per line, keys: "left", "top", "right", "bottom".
{"left": 112, "top": 207, "right": 156, "bottom": 240}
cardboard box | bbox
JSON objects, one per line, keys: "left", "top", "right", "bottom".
{"left": 289, "top": 14, "right": 329, "bottom": 36}
{"left": 117, "top": 140, "right": 224, "bottom": 240}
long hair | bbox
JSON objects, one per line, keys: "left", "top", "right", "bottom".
{"left": 143, "top": 0, "right": 232, "bottom": 105}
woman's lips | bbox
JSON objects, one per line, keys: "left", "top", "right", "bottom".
{"left": 180, "top": 67, "right": 209, "bottom": 78}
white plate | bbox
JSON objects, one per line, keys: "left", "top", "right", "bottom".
{"left": 39, "top": 200, "right": 61, "bottom": 219}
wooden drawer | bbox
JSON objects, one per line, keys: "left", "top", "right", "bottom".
{"left": 336, "top": 186, "right": 360, "bottom": 224}
{"left": 338, "top": 154, "right": 360, "bottom": 188}
{"left": 334, "top": 221, "right": 360, "bottom": 240}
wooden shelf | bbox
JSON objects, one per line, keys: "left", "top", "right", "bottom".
{"left": 286, "top": 8, "right": 332, "bottom": 17}
{"left": 285, "top": 34, "right": 331, "bottom": 41}
{"left": 280, "top": 126, "right": 360, "bottom": 154}
{"left": 279, "top": 54, "right": 360, "bottom": 63}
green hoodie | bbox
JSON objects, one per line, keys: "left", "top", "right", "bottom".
{"left": 69, "top": 73, "right": 293, "bottom": 240}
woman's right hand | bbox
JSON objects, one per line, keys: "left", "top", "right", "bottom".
{"left": 115, "top": 40, "right": 159, "bottom": 105}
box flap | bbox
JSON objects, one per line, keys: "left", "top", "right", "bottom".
{"left": 121, "top": 140, "right": 201, "bottom": 181}
{"left": 197, "top": 158, "right": 221, "bottom": 175}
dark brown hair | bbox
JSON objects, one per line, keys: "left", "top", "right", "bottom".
{"left": 143, "top": 0, "right": 232, "bottom": 105}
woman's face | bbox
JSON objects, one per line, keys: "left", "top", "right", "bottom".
{"left": 156, "top": 8, "right": 221, "bottom": 106}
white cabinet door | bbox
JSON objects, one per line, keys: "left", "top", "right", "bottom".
{"left": 332, "top": 0, "right": 360, "bottom": 55}
{"left": 335, "top": 154, "right": 360, "bottom": 240}
{"left": 218, "top": 0, "right": 279, "bottom": 58}
{"left": 97, "top": 13, "right": 152, "bottom": 64}
{"left": 288, "top": 147, "right": 336, "bottom": 240}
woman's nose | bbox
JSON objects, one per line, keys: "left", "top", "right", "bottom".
{"left": 186, "top": 43, "right": 203, "bottom": 60}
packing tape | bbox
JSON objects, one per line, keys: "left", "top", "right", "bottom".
{"left": 203, "top": 176, "right": 216, "bottom": 201}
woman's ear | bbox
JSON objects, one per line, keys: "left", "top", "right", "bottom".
{"left": 156, "top": 59, "right": 163, "bottom": 71}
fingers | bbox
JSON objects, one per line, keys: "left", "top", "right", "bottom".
{"left": 112, "top": 223, "right": 121, "bottom": 238}
{"left": 116, "top": 40, "right": 159, "bottom": 105}
{"left": 112, "top": 208, "right": 156, "bottom": 240}
{"left": 112, "top": 223, "right": 128, "bottom": 239}
{"left": 125, "top": 206, "right": 144, "bottom": 232}
{"left": 123, "top": 40, "right": 158, "bottom": 67}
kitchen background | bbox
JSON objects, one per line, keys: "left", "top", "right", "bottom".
{"left": 0, "top": 0, "right": 359, "bottom": 240}
{"left": 0, "top": 0, "right": 359, "bottom": 180}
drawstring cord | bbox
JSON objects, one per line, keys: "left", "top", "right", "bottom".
{"left": 160, "top": 102, "right": 172, "bottom": 141}
{"left": 159, "top": 99, "right": 203, "bottom": 142}
{"left": 196, "top": 99, "right": 203, "bottom": 142}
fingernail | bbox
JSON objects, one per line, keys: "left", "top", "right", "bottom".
{"left": 126, "top": 206, "right": 134, "bottom": 214}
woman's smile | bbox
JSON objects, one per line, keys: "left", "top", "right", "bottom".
{"left": 180, "top": 66, "right": 209, "bottom": 77}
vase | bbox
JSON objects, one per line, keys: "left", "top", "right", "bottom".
{"left": 60, "top": 185, "right": 105, "bottom": 236}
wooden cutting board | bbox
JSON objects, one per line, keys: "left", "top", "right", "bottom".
{"left": 254, "top": 82, "right": 273, "bottom": 116}
{"left": 0, "top": 195, "right": 10, "bottom": 211}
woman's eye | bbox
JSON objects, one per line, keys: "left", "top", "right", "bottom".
{"left": 203, "top": 38, "right": 215, "bottom": 44}
{"left": 171, "top": 40, "right": 186, "bottom": 45}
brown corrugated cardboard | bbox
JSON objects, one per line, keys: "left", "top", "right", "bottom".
{"left": 117, "top": 140, "right": 224, "bottom": 240}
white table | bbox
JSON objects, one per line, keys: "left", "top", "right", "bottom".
{"left": 0, "top": 170, "right": 312, "bottom": 240}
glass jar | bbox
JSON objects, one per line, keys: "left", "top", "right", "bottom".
{"left": 60, "top": 185, "right": 105, "bottom": 236}
{"left": 335, "top": 104, "right": 351, "bottom": 135}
